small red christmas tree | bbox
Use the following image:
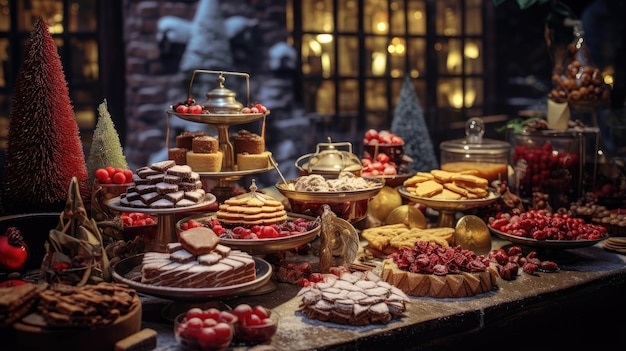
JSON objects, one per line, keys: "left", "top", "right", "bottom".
{"left": 1, "top": 18, "right": 88, "bottom": 214}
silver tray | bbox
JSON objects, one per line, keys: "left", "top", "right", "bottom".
{"left": 167, "top": 110, "right": 265, "bottom": 124}
{"left": 112, "top": 254, "right": 272, "bottom": 300}
{"left": 275, "top": 177, "right": 384, "bottom": 203}
{"left": 489, "top": 226, "right": 608, "bottom": 249}
{"left": 107, "top": 194, "right": 217, "bottom": 215}
{"left": 176, "top": 213, "right": 320, "bottom": 255}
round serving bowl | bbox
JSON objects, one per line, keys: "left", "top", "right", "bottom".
{"left": 275, "top": 177, "right": 383, "bottom": 223}
{"left": 232, "top": 305, "right": 279, "bottom": 345}
{"left": 174, "top": 308, "right": 237, "bottom": 351}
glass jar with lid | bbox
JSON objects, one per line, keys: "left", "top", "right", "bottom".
{"left": 510, "top": 130, "right": 583, "bottom": 209}
{"left": 440, "top": 117, "right": 510, "bottom": 185}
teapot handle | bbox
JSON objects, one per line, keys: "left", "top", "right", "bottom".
{"left": 295, "top": 153, "right": 314, "bottom": 172}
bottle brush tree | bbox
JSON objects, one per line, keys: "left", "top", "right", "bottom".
{"left": 86, "top": 99, "right": 129, "bottom": 185}
{"left": 1, "top": 18, "right": 88, "bottom": 215}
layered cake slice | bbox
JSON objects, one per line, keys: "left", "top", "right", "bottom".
{"left": 139, "top": 227, "right": 256, "bottom": 288}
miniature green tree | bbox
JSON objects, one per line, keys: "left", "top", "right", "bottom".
{"left": 86, "top": 99, "right": 129, "bottom": 185}
{"left": 391, "top": 74, "right": 439, "bottom": 172}
{"left": 1, "top": 18, "right": 88, "bottom": 215}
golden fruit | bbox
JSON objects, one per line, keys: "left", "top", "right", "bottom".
{"left": 368, "top": 186, "right": 402, "bottom": 222}
{"left": 454, "top": 215, "right": 492, "bottom": 256}
{"left": 385, "top": 204, "right": 427, "bottom": 229}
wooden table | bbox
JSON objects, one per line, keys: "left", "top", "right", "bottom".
{"left": 138, "top": 236, "right": 626, "bottom": 351}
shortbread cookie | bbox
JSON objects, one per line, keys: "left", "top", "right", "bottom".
{"left": 414, "top": 180, "right": 443, "bottom": 197}
{"left": 432, "top": 188, "right": 463, "bottom": 200}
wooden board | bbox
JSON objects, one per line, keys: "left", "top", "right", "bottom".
{"left": 12, "top": 295, "right": 142, "bottom": 351}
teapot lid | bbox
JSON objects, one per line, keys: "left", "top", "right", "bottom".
{"left": 202, "top": 72, "right": 243, "bottom": 114}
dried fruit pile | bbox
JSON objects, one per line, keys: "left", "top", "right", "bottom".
{"left": 488, "top": 246, "right": 558, "bottom": 281}
{"left": 489, "top": 210, "right": 607, "bottom": 241}
{"left": 389, "top": 240, "right": 490, "bottom": 275}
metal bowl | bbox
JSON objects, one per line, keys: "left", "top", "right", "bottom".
{"left": 275, "top": 177, "right": 383, "bottom": 222}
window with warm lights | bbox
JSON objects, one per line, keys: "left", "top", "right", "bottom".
{"left": 0, "top": 0, "right": 107, "bottom": 153}
{"left": 287, "top": 0, "right": 495, "bottom": 147}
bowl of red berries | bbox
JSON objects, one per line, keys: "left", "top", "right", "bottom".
{"left": 231, "top": 303, "right": 279, "bottom": 345}
{"left": 175, "top": 307, "right": 238, "bottom": 351}
{"left": 121, "top": 212, "right": 158, "bottom": 242}
{"left": 362, "top": 129, "right": 405, "bottom": 169}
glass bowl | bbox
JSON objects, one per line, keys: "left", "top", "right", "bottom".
{"left": 174, "top": 310, "right": 236, "bottom": 351}
{"left": 234, "top": 308, "right": 279, "bottom": 344}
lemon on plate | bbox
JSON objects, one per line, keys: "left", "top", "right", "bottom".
{"left": 368, "top": 186, "right": 402, "bottom": 222}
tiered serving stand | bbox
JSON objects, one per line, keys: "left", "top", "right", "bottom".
{"left": 109, "top": 71, "right": 309, "bottom": 304}
{"left": 398, "top": 186, "right": 500, "bottom": 228}
{"left": 165, "top": 70, "right": 273, "bottom": 203}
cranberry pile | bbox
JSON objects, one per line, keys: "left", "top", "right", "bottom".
{"left": 489, "top": 209, "right": 607, "bottom": 241}
{"left": 488, "top": 246, "right": 558, "bottom": 281}
{"left": 512, "top": 141, "right": 579, "bottom": 204}
{"left": 181, "top": 217, "right": 319, "bottom": 240}
{"left": 390, "top": 241, "right": 490, "bottom": 275}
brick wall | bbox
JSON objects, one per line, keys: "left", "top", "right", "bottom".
{"left": 122, "top": 0, "right": 309, "bottom": 186}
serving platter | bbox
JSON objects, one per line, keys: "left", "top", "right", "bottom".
{"left": 398, "top": 186, "right": 500, "bottom": 227}
{"left": 112, "top": 254, "right": 272, "bottom": 300}
{"left": 489, "top": 226, "right": 608, "bottom": 249}
{"left": 107, "top": 193, "right": 217, "bottom": 215}
{"left": 275, "top": 177, "right": 384, "bottom": 203}
{"left": 398, "top": 186, "right": 500, "bottom": 211}
{"left": 176, "top": 213, "right": 321, "bottom": 255}
{"left": 107, "top": 194, "right": 218, "bottom": 252}
{"left": 167, "top": 110, "right": 265, "bottom": 124}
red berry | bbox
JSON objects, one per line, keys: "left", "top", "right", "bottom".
{"left": 255, "top": 103, "right": 267, "bottom": 113}
{"left": 308, "top": 272, "right": 324, "bottom": 283}
{"left": 105, "top": 166, "right": 116, "bottom": 176}
{"left": 245, "top": 314, "right": 262, "bottom": 326}
{"left": 202, "top": 318, "right": 218, "bottom": 328}
{"left": 259, "top": 226, "right": 279, "bottom": 239}
{"left": 123, "top": 169, "right": 133, "bottom": 183}
{"left": 188, "top": 105, "right": 203, "bottom": 114}
{"left": 364, "top": 129, "right": 378, "bottom": 141}
{"left": 253, "top": 305, "right": 270, "bottom": 319}
{"left": 212, "top": 322, "right": 232, "bottom": 340}
{"left": 185, "top": 308, "right": 205, "bottom": 320}
{"left": 112, "top": 172, "right": 127, "bottom": 184}
{"left": 232, "top": 304, "right": 253, "bottom": 322}
{"left": 186, "top": 317, "right": 204, "bottom": 330}
{"left": 375, "top": 153, "right": 390, "bottom": 163}
{"left": 94, "top": 168, "right": 110, "bottom": 183}
{"left": 176, "top": 104, "right": 189, "bottom": 113}
{"left": 196, "top": 327, "right": 217, "bottom": 345}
